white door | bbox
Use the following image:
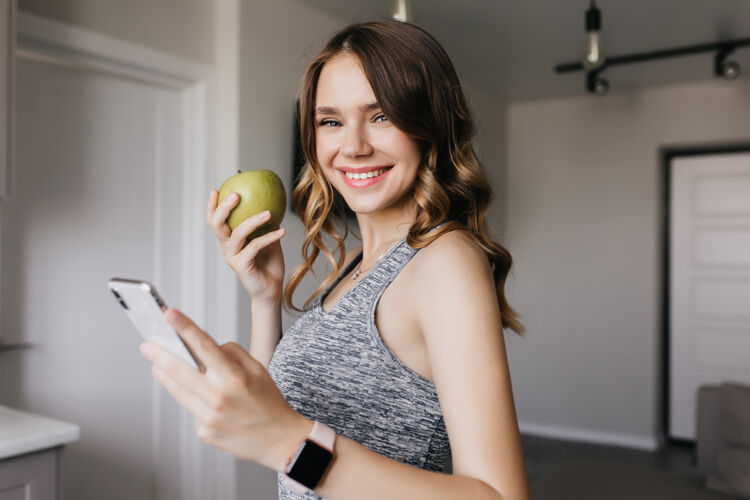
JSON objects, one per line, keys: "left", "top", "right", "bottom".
{"left": 669, "top": 152, "right": 750, "bottom": 440}
{"left": 0, "top": 53, "right": 187, "bottom": 499}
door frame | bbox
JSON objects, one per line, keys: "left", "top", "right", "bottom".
{"left": 659, "top": 141, "right": 750, "bottom": 445}
{"left": 10, "top": 8, "right": 240, "bottom": 500}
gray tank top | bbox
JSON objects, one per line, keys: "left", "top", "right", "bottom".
{"left": 268, "top": 225, "right": 450, "bottom": 499}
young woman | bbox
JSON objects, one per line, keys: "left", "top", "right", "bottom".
{"left": 141, "top": 19, "right": 530, "bottom": 500}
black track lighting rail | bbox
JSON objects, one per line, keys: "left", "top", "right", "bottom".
{"left": 555, "top": 37, "right": 750, "bottom": 73}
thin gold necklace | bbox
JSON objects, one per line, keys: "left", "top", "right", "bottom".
{"left": 351, "top": 239, "right": 400, "bottom": 281}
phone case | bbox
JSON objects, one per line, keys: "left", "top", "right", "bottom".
{"left": 108, "top": 278, "right": 202, "bottom": 370}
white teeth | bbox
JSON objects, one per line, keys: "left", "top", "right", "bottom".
{"left": 345, "top": 168, "right": 388, "bottom": 180}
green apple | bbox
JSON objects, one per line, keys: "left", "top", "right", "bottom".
{"left": 218, "top": 169, "right": 287, "bottom": 241}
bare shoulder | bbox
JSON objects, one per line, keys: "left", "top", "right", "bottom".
{"left": 410, "top": 228, "right": 497, "bottom": 332}
{"left": 413, "top": 229, "right": 492, "bottom": 286}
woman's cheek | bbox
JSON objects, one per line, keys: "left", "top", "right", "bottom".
{"left": 315, "top": 138, "right": 336, "bottom": 168}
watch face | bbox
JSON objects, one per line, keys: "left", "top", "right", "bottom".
{"left": 287, "top": 439, "right": 334, "bottom": 490}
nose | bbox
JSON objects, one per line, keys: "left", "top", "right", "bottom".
{"left": 340, "top": 122, "right": 373, "bottom": 159}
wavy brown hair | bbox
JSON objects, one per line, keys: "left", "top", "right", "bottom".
{"left": 282, "top": 19, "right": 525, "bottom": 335}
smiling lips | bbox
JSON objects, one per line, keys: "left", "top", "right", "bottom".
{"left": 338, "top": 166, "right": 393, "bottom": 188}
{"left": 343, "top": 167, "right": 390, "bottom": 179}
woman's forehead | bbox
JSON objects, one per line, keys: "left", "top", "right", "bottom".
{"left": 316, "top": 53, "right": 376, "bottom": 106}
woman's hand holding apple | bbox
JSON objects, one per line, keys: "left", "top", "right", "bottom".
{"left": 207, "top": 189, "right": 286, "bottom": 304}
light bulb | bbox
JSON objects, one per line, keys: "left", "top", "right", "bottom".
{"left": 721, "top": 61, "right": 741, "bottom": 80}
{"left": 583, "top": 32, "right": 604, "bottom": 70}
{"left": 714, "top": 48, "right": 741, "bottom": 81}
{"left": 582, "top": 1, "right": 605, "bottom": 70}
{"left": 392, "top": 0, "right": 412, "bottom": 23}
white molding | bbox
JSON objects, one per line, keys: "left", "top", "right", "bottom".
{"left": 16, "top": 12, "right": 211, "bottom": 87}
{"left": 207, "top": 1, "right": 241, "bottom": 499}
{"left": 519, "top": 420, "right": 662, "bottom": 451}
{"left": 15, "top": 10, "right": 239, "bottom": 500}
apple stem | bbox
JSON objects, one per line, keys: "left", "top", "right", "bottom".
{"left": 237, "top": 170, "right": 241, "bottom": 174}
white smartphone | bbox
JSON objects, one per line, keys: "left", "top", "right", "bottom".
{"left": 108, "top": 278, "right": 204, "bottom": 371}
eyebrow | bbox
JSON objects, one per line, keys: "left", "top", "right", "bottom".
{"left": 315, "top": 101, "right": 381, "bottom": 115}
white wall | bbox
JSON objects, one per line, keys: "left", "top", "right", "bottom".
{"left": 18, "top": 0, "right": 215, "bottom": 64}
{"left": 2, "top": 2, "right": 225, "bottom": 499}
{"left": 504, "top": 79, "right": 750, "bottom": 448}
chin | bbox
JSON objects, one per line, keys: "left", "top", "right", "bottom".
{"left": 341, "top": 200, "right": 380, "bottom": 216}
{"left": 345, "top": 195, "right": 411, "bottom": 217}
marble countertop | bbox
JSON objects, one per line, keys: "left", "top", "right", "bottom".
{"left": 0, "top": 405, "right": 80, "bottom": 460}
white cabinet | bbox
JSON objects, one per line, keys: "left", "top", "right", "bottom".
{"left": 0, "top": 406, "right": 79, "bottom": 500}
{"left": 0, "top": 448, "right": 61, "bottom": 500}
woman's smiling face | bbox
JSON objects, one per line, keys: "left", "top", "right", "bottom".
{"left": 314, "top": 52, "right": 422, "bottom": 215}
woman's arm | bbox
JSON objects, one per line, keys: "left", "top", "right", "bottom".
{"left": 416, "top": 231, "right": 530, "bottom": 499}
{"left": 310, "top": 431, "right": 504, "bottom": 499}
{"left": 413, "top": 230, "right": 530, "bottom": 499}
{"left": 249, "top": 298, "right": 282, "bottom": 369}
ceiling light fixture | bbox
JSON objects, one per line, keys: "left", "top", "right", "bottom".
{"left": 555, "top": 2, "right": 750, "bottom": 96}
{"left": 392, "top": 0, "right": 412, "bottom": 23}
{"left": 582, "top": 0, "right": 605, "bottom": 71}
{"left": 715, "top": 45, "right": 741, "bottom": 80}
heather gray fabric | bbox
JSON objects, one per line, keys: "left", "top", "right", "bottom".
{"left": 268, "top": 225, "right": 450, "bottom": 499}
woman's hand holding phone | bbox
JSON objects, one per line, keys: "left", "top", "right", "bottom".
{"left": 140, "top": 308, "right": 311, "bottom": 471}
{"left": 206, "top": 190, "right": 286, "bottom": 304}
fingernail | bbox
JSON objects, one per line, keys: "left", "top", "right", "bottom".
{"left": 165, "top": 309, "right": 181, "bottom": 324}
{"left": 261, "top": 210, "right": 270, "bottom": 218}
{"left": 230, "top": 193, "right": 238, "bottom": 201}
{"left": 140, "top": 342, "right": 152, "bottom": 356}
{"left": 152, "top": 365, "right": 163, "bottom": 379}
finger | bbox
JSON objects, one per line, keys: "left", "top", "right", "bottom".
{"left": 209, "top": 191, "right": 239, "bottom": 240}
{"left": 205, "top": 189, "right": 218, "bottom": 223}
{"left": 236, "top": 227, "right": 285, "bottom": 263}
{"left": 163, "top": 309, "right": 237, "bottom": 378}
{"left": 220, "top": 341, "right": 262, "bottom": 374}
{"left": 140, "top": 341, "right": 204, "bottom": 397}
{"left": 151, "top": 364, "right": 211, "bottom": 418}
{"left": 224, "top": 209, "right": 273, "bottom": 256}
{"left": 213, "top": 191, "right": 239, "bottom": 227}
{"left": 205, "top": 190, "right": 226, "bottom": 236}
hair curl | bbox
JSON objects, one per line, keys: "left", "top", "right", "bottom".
{"left": 282, "top": 19, "right": 525, "bottom": 335}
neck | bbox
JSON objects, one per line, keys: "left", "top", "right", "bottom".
{"left": 354, "top": 200, "right": 417, "bottom": 265}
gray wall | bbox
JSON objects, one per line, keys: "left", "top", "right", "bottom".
{"left": 504, "top": 79, "right": 750, "bottom": 445}
{"left": 463, "top": 83, "right": 508, "bottom": 241}
{"left": 18, "top": 0, "right": 215, "bottom": 65}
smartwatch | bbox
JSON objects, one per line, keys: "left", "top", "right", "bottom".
{"left": 282, "top": 421, "right": 336, "bottom": 494}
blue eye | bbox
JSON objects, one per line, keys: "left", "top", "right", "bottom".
{"left": 374, "top": 113, "right": 388, "bottom": 122}
{"left": 319, "top": 119, "right": 340, "bottom": 127}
